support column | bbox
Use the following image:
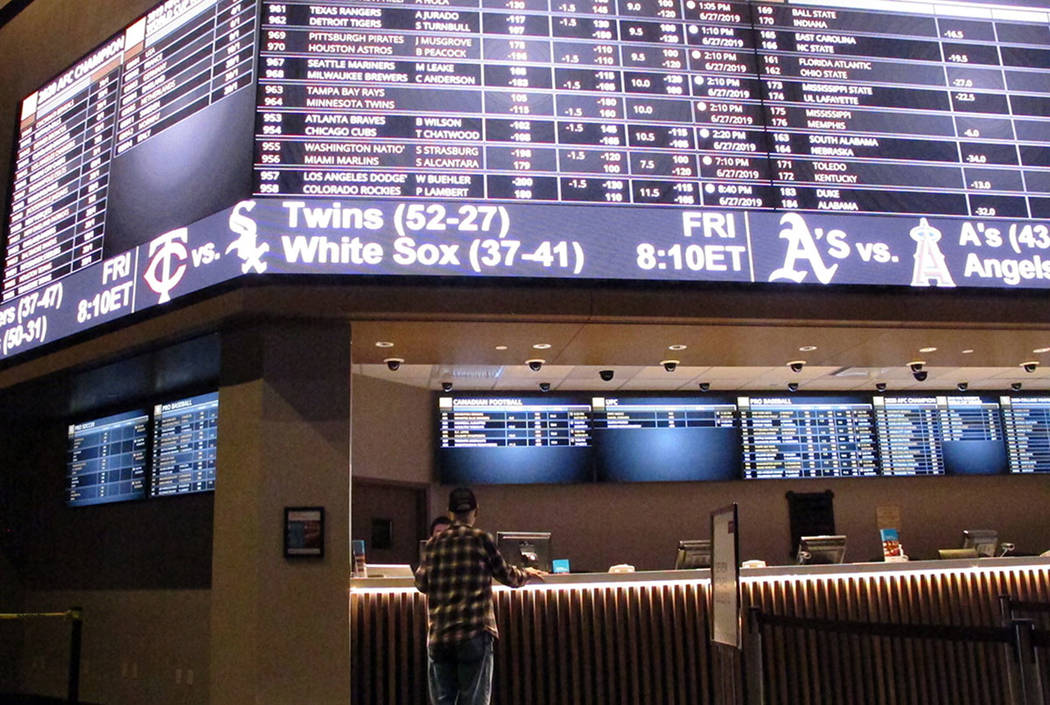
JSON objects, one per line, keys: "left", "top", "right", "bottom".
{"left": 210, "top": 321, "right": 351, "bottom": 705}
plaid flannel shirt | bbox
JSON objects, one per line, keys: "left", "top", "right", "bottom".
{"left": 415, "top": 521, "right": 530, "bottom": 645}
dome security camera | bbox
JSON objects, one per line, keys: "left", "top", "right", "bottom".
{"left": 1022, "top": 361, "right": 1039, "bottom": 373}
{"left": 787, "top": 360, "right": 806, "bottom": 373}
{"left": 661, "top": 359, "right": 679, "bottom": 373}
{"left": 698, "top": 382, "right": 711, "bottom": 392}
{"left": 599, "top": 369, "right": 615, "bottom": 382}
{"left": 913, "top": 370, "right": 928, "bottom": 382}
{"left": 441, "top": 381, "right": 453, "bottom": 392}
{"left": 1012, "top": 382, "right": 1023, "bottom": 391}
{"left": 908, "top": 360, "right": 925, "bottom": 373}
{"left": 384, "top": 357, "right": 404, "bottom": 371}
{"left": 787, "top": 381, "right": 799, "bottom": 392}
{"left": 539, "top": 382, "right": 551, "bottom": 393}
{"left": 875, "top": 382, "right": 887, "bottom": 393}
{"left": 957, "top": 381, "right": 968, "bottom": 391}
{"left": 526, "top": 358, "right": 545, "bottom": 372}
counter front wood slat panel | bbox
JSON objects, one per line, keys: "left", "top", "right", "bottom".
{"left": 351, "top": 559, "right": 1050, "bottom": 705}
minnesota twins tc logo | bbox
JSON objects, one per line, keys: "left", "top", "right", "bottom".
{"left": 226, "top": 201, "right": 269, "bottom": 274}
{"left": 910, "top": 218, "right": 955, "bottom": 287}
{"left": 143, "top": 228, "right": 189, "bottom": 303}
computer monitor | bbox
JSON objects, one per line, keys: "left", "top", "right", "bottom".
{"left": 797, "top": 535, "right": 847, "bottom": 565}
{"left": 497, "top": 531, "right": 552, "bottom": 572}
{"left": 962, "top": 529, "right": 999, "bottom": 558}
{"left": 675, "top": 539, "right": 712, "bottom": 569}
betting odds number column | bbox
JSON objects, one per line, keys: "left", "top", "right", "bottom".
{"left": 482, "top": 0, "right": 558, "bottom": 201}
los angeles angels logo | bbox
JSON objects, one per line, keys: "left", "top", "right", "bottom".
{"left": 909, "top": 218, "right": 955, "bottom": 287}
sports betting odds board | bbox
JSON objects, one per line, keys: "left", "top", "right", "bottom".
{"left": 7, "top": 0, "right": 1050, "bottom": 360}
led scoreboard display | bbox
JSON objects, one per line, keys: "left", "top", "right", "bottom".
{"left": 12, "top": 0, "right": 1050, "bottom": 361}
{"left": 253, "top": 0, "right": 1050, "bottom": 218}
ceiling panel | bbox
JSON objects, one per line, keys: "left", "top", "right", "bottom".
{"left": 351, "top": 318, "right": 1050, "bottom": 391}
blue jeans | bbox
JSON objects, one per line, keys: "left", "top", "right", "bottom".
{"left": 427, "top": 633, "right": 494, "bottom": 705}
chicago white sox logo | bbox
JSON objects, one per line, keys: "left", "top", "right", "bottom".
{"left": 143, "top": 228, "right": 189, "bottom": 303}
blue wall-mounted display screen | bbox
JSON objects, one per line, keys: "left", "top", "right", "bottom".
{"left": 67, "top": 408, "right": 149, "bottom": 506}
{"left": 874, "top": 395, "right": 1007, "bottom": 476}
{"left": 438, "top": 395, "right": 593, "bottom": 483}
{"left": 739, "top": 395, "right": 878, "bottom": 479}
{"left": 592, "top": 396, "right": 740, "bottom": 482}
{"left": 151, "top": 391, "right": 219, "bottom": 497}
{"left": 438, "top": 390, "right": 1044, "bottom": 484}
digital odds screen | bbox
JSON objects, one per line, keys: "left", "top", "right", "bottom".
{"left": 437, "top": 391, "right": 1031, "bottom": 484}
{"left": 10, "top": 0, "right": 1050, "bottom": 362}
{"left": 67, "top": 408, "right": 149, "bottom": 506}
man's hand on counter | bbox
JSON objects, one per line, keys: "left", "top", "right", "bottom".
{"left": 524, "top": 567, "right": 548, "bottom": 582}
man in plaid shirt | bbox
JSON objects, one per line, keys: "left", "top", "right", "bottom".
{"left": 415, "top": 487, "right": 545, "bottom": 705}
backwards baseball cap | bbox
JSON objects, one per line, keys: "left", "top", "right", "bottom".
{"left": 448, "top": 487, "right": 478, "bottom": 513}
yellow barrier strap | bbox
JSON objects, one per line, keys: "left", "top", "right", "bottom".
{"left": 0, "top": 610, "right": 75, "bottom": 620}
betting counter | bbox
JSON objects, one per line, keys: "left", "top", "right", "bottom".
{"left": 350, "top": 557, "right": 1050, "bottom": 705}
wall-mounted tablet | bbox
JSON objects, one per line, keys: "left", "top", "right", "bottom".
{"left": 437, "top": 395, "right": 592, "bottom": 484}
{"left": 67, "top": 408, "right": 149, "bottom": 506}
{"left": 592, "top": 396, "right": 740, "bottom": 482}
{"left": 739, "top": 395, "right": 878, "bottom": 479}
{"left": 150, "top": 391, "right": 219, "bottom": 496}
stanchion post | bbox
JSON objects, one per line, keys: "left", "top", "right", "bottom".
{"left": 745, "top": 607, "right": 765, "bottom": 705}
{"left": 1000, "top": 595, "right": 1014, "bottom": 626}
{"left": 1011, "top": 618, "right": 1042, "bottom": 705}
{"left": 67, "top": 607, "right": 82, "bottom": 705}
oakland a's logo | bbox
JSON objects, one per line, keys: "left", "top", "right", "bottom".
{"left": 143, "top": 228, "right": 189, "bottom": 303}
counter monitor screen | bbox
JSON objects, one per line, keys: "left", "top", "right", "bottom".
{"left": 675, "top": 539, "right": 712, "bottom": 569}
{"left": 150, "top": 391, "right": 219, "bottom": 497}
{"left": 592, "top": 396, "right": 740, "bottom": 482}
{"left": 797, "top": 535, "right": 847, "bottom": 565}
{"left": 438, "top": 395, "right": 592, "bottom": 484}
{"left": 497, "top": 531, "right": 552, "bottom": 572}
{"left": 962, "top": 529, "right": 999, "bottom": 558}
{"left": 66, "top": 408, "right": 149, "bottom": 506}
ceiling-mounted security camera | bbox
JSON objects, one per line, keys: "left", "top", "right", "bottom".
{"left": 913, "top": 370, "right": 928, "bottom": 382}
{"left": 787, "top": 382, "right": 799, "bottom": 392}
{"left": 908, "top": 360, "right": 925, "bottom": 373}
{"left": 1012, "top": 382, "right": 1023, "bottom": 391}
{"left": 599, "top": 369, "right": 614, "bottom": 382}
{"left": 787, "top": 360, "right": 806, "bottom": 373}
{"left": 956, "top": 381, "right": 968, "bottom": 391}
{"left": 661, "top": 359, "right": 679, "bottom": 373}
{"left": 526, "top": 358, "right": 545, "bottom": 372}
{"left": 875, "top": 382, "right": 887, "bottom": 393}
{"left": 698, "top": 382, "right": 711, "bottom": 392}
{"left": 1022, "top": 361, "right": 1039, "bottom": 373}
{"left": 441, "top": 381, "right": 453, "bottom": 392}
{"left": 384, "top": 357, "right": 404, "bottom": 371}
{"left": 539, "top": 382, "right": 551, "bottom": 392}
